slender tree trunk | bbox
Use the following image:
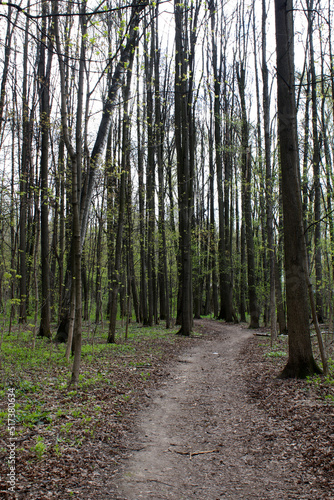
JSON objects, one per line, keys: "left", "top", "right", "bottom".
{"left": 144, "top": 17, "right": 157, "bottom": 326}
{"left": 55, "top": 1, "right": 146, "bottom": 342}
{"left": 0, "top": 5, "right": 18, "bottom": 134}
{"left": 69, "top": 1, "right": 89, "bottom": 385}
{"left": 155, "top": 11, "right": 170, "bottom": 328}
{"left": 307, "top": 0, "right": 324, "bottom": 323}
{"left": 127, "top": 174, "right": 140, "bottom": 324}
{"left": 262, "top": 0, "right": 276, "bottom": 340}
{"left": 208, "top": 121, "right": 219, "bottom": 318}
{"left": 95, "top": 203, "right": 103, "bottom": 324}
{"left": 38, "top": 0, "right": 53, "bottom": 338}
{"left": 174, "top": 0, "right": 193, "bottom": 335}
{"left": 136, "top": 50, "right": 148, "bottom": 325}
{"left": 320, "top": 34, "right": 334, "bottom": 299}
{"left": 209, "top": 1, "right": 233, "bottom": 321}
{"left": 19, "top": 1, "right": 31, "bottom": 324}
{"left": 106, "top": 125, "right": 116, "bottom": 321}
{"left": 108, "top": 62, "right": 134, "bottom": 343}
{"left": 237, "top": 62, "right": 260, "bottom": 328}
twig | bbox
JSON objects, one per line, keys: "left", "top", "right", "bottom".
{"left": 168, "top": 448, "right": 219, "bottom": 459}
{"left": 189, "top": 449, "right": 219, "bottom": 459}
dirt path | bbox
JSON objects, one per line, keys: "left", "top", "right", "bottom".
{"left": 109, "top": 321, "right": 302, "bottom": 500}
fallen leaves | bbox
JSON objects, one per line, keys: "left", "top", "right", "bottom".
{"left": 242, "top": 334, "right": 334, "bottom": 498}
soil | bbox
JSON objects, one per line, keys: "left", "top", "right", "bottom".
{"left": 96, "top": 320, "right": 333, "bottom": 500}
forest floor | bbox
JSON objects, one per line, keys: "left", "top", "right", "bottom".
{"left": 1, "top": 319, "right": 333, "bottom": 499}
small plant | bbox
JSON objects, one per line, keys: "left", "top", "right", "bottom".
{"left": 61, "top": 422, "right": 73, "bottom": 433}
{"left": 264, "top": 350, "right": 287, "bottom": 358}
{"left": 71, "top": 409, "right": 82, "bottom": 418}
{"left": 18, "top": 406, "right": 50, "bottom": 427}
{"left": 140, "top": 371, "right": 151, "bottom": 381}
{"left": 54, "top": 443, "right": 62, "bottom": 457}
{"left": 34, "top": 436, "right": 46, "bottom": 460}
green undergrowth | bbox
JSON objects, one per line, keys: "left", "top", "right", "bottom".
{"left": 306, "top": 358, "right": 334, "bottom": 403}
{"left": 0, "top": 320, "right": 183, "bottom": 461}
{"left": 261, "top": 338, "right": 288, "bottom": 360}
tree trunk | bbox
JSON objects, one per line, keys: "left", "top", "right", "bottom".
{"left": 307, "top": 0, "right": 324, "bottom": 323}
{"left": 136, "top": 50, "right": 148, "bottom": 325}
{"left": 274, "top": 0, "right": 320, "bottom": 378}
{"left": 237, "top": 62, "right": 260, "bottom": 329}
{"left": 174, "top": 0, "right": 194, "bottom": 336}
{"left": 262, "top": 0, "right": 277, "bottom": 340}
{"left": 209, "top": 1, "right": 233, "bottom": 322}
{"left": 208, "top": 120, "right": 219, "bottom": 318}
{"left": 107, "top": 62, "right": 134, "bottom": 343}
{"left": 38, "top": 0, "right": 53, "bottom": 339}
{"left": 155, "top": 10, "right": 170, "bottom": 328}
{"left": 19, "top": 1, "right": 31, "bottom": 324}
{"left": 54, "top": 1, "right": 146, "bottom": 342}
{"left": 144, "top": 17, "right": 157, "bottom": 326}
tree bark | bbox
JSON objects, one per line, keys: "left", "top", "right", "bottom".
{"left": 307, "top": 0, "right": 324, "bottom": 323}
{"left": 262, "top": 0, "right": 277, "bottom": 340}
{"left": 19, "top": 0, "right": 31, "bottom": 324}
{"left": 107, "top": 62, "right": 134, "bottom": 343}
{"left": 174, "top": 0, "right": 194, "bottom": 335}
{"left": 237, "top": 62, "right": 260, "bottom": 329}
{"left": 136, "top": 51, "right": 148, "bottom": 325}
{"left": 155, "top": 9, "right": 170, "bottom": 327}
{"left": 38, "top": 0, "right": 53, "bottom": 339}
{"left": 274, "top": 0, "right": 320, "bottom": 378}
{"left": 144, "top": 16, "right": 157, "bottom": 326}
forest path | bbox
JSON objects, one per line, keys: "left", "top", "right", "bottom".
{"left": 111, "top": 320, "right": 299, "bottom": 499}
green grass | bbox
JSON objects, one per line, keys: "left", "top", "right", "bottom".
{"left": 0, "top": 318, "right": 184, "bottom": 460}
{"left": 264, "top": 350, "right": 287, "bottom": 358}
{"left": 306, "top": 358, "right": 334, "bottom": 386}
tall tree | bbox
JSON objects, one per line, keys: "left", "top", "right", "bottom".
{"left": 136, "top": 49, "right": 149, "bottom": 325}
{"left": 55, "top": 0, "right": 146, "bottom": 343}
{"left": 19, "top": 0, "right": 32, "bottom": 324}
{"left": 144, "top": 12, "right": 157, "bottom": 326}
{"left": 107, "top": 60, "right": 134, "bottom": 344}
{"left": 174, "top": 0, "right": 197, "bottom": 335}
{"left": 209, "top": 0, "right": 234, "bottom": 322}
{"left": 38, "top": 0, "right": 53, "bottom": 338}
{"left": 155, "top": 6, "right": 170, "bottom": 327}
{"left": 274, "top": 0, "right": 321, "bottom": 378}
{"left": 54, "top": 0, "right": 89, "bottom": 382}
{"left": 262, "top": 0, "right": 276, "bottom": 339}
{"left": 307, "top": 0, "right": 324, "bottom": 322}
{"left": 237, "top": 60, "right": 260, "bottom": 329}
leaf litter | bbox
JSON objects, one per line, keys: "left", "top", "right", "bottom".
{"left": 0, "top": 320, "right": 333, "bottom": 499}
